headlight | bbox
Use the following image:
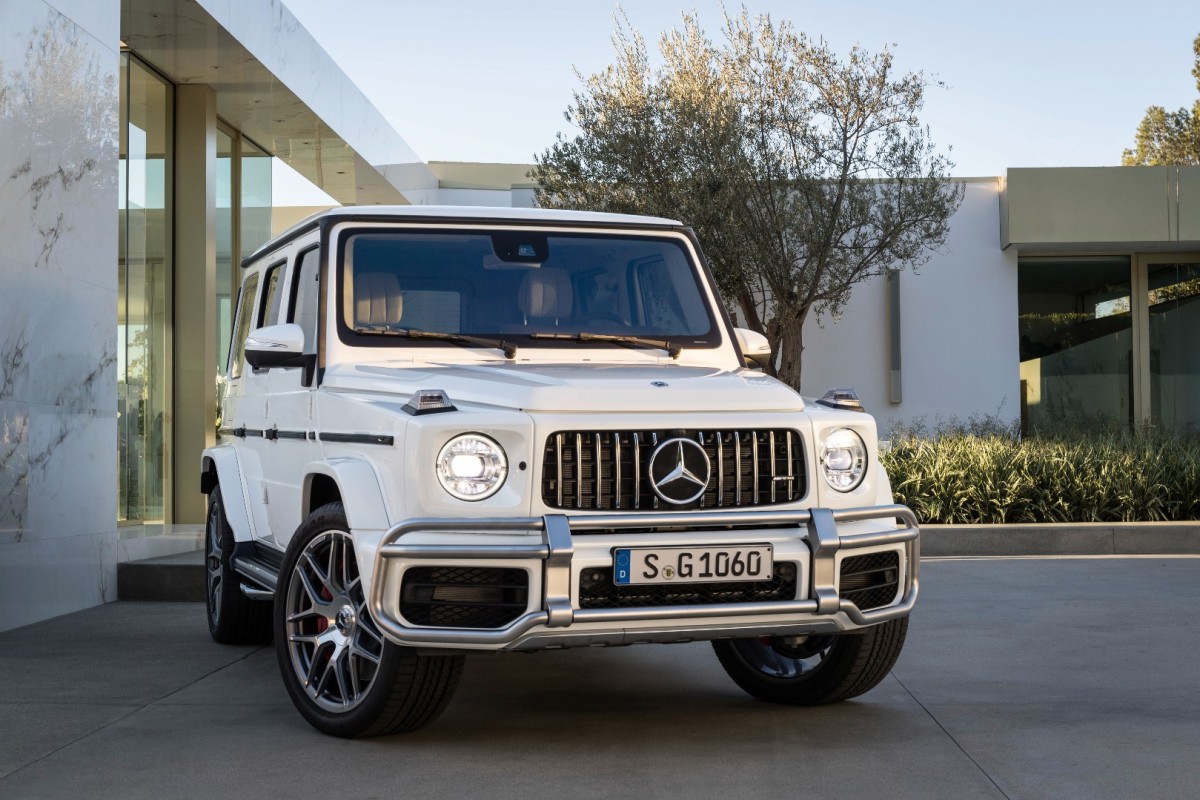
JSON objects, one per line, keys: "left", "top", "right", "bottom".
{"left": 820, "top": 428, "right": 867, "bottom": 492}
{"left": 436, "top": 434, "right": 508, "bottom": 501}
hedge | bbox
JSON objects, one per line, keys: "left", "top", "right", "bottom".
{"left": 880, "top": 430, "right": 1200, "bottom": 524}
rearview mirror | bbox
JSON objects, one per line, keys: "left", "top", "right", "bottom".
{"left": 733, "top": 327, "right": 772, "bottom": 370}
{"left": 245, "top": 323, "right": 307, "bottom": 370}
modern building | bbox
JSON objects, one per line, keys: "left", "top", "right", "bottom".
{"left": 1, "top": 0, "right": 1197, "bottom": 632}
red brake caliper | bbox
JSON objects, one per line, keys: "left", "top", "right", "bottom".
{"left": 315, "top": 584, "right": 333, "bottom": 633}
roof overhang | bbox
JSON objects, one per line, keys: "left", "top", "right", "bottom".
{"left": 121, "top": 0, "right": 436, "bottom": 205}
{"left": 1001, "top": 166, "right": 1200, "bottom": 253}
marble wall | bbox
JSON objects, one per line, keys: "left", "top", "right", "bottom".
{"left": 0, "top": 0, "right": 120, "bottom": 631}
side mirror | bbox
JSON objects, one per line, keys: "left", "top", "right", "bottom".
{"left": 245, "top": 323, "right": 307, "bottom": 370}
{"left": 733, "top": 327, "right": 772, "bottom": 370}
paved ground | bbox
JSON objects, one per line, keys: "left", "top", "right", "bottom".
{"left": 2, "top": 557, "right": 1198, "bottom": 800}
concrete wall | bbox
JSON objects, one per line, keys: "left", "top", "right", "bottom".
{"left": 1004, "top": 166, "right": 1200, "bottom": 250}
{"left": 0, "top": 0, "right": 120, "bottom": 631}
{"left": 801, "top": 180, "right": 1019, "bottom": 435}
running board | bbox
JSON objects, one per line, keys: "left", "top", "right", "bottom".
{"left": 232, "top": 553, "right": 280, "bottom": 600}
{"left": 239, "top": 583, "right": 275, "bottom": 600}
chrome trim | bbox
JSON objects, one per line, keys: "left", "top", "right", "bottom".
{"left": 614, "top": 432, "right": 622, "bottom": 508}
{"left": 239, "top": 583, "right": 274, "bottom": 600}
{"left": 368, "top": 505, "right": 919, "bottom": 649}
{"left": 575, "top": 433, "right": 583, "bottom": 509}
{"left": 807, "top": 508, "right": 841, "bottom": 614}
{"left": 716, "top": 430, "right": 725, "bottom": 505}
{"left": 633, "top": 432, "right": 641, "bottom": 508}
{"left": 555, "top": 433, "right": 564, "bottom": 507}
{"left": 232, "top": 556, "right": 278, "bottom": 593}
{"left": 544, "top": 514, "right": 574, "bottom": 627}
{"left": 752, "top": 432, "right": 760, "bottom": 499}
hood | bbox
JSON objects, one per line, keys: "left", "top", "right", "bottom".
{"left": 321, "top": 362, "right": 806, "bottom": 414}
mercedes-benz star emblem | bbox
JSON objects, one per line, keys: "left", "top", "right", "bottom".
{"left": 648, "top": 438, "right": 711, "bottom": 505}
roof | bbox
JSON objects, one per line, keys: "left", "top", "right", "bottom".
{"left": 246, "top": 205, "right": 687, "bottom": 264}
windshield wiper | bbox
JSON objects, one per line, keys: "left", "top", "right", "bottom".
{"left": 355, "top": 326, "right": 517, "bottom": 359}
{"left": 529, "top": 331, "right": 681, "bottom": 359}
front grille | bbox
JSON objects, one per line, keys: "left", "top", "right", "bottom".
{"left": 839, "top": 551, "right": 900, "bottom": 611}
{"left": 578, "top": 562, "right": 798, "bottom": 609}
{"left": 542, "top": 429, "right": 805, "bottom": 511}
{"left": 400, "top": 566, "right": 529, "bottom": 629}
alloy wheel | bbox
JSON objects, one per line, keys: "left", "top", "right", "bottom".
{"left": 283, "top": 529, "right": 385, "bottom": 712}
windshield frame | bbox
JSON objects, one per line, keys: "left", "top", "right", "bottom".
{"left": 332, "top": 223, "right": 726, "bottom": 355}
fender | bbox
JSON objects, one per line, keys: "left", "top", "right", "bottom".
{"left": 201, "top": 446, "right": 256, "bottom": 542}
{"left": 303, "top": 457, "right": 393, "bottom": 609}
{"left": 303, "top": 457, "right": 391, "bottom": 532}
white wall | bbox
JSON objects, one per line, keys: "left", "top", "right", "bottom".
{"left": 406, "top": 187, "right": 537, "bottom": 208}
{"left": 0, "top": 0, "right": 120, "bottom": 630}
{"left": 800, "top": 180, "right": 1019, "bottom": 435}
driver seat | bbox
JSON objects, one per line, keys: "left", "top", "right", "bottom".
{"left": 518, "top": 267, "right": 571, "bottom": 325}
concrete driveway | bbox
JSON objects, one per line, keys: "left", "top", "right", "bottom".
{"left": 1, "top": 557, "right": 1198, "bottom": 800}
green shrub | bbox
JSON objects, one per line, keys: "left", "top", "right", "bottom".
{"left": 880, "top": 428, "right": 1200, "bottom": 524}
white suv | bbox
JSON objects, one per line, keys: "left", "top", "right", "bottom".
{"left": 202, "top": 206, "right": 919, "bottom": 738}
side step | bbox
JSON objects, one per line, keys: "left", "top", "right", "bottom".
{"left": 231, "top": 543, "right": 283, "bottom": 601}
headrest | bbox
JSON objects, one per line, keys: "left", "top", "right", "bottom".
{"left": 355, "top": 272, "right": 403, "bottom": 327}
{"left": 518, "top": 267, "right": 572, "bottom": 320}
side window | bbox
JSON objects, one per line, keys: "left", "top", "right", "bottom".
{"left": 259, "top": 261, "right": 285, "bottom": 327}
{"left": 289, "top": 247, "right": 320, "bottom": 354}
{"left": 229, "top": 272, "right": 260, "bottom": 379}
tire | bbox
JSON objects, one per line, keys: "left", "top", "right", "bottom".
{"left": 274, "top": 502, "right": 464, "bottom": 737}
{"left": 206, "top": 487, "right": 273, "bottom": 644}
{"left": 712, "top": 617, "right": 908, "bottom": 705}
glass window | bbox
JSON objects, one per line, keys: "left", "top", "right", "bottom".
{"left": 1018, "top": 256, "right": 1132, "bottom": 432}
{"left": 216, "top": 128, "right": 235, "bottom": 377}
{"left": 118, "top": 53, "right": 172, "bottom": 523}
{"left": 260, "top": 262, "right": 285, "bottom": 327}
{"left": 1147, "top": 261, "right": 1200, "bottom": 433}
{"left": 339, "top": 231, "right": 716, "bottom": 349}
{"left": 230, "top": 274, "right": 260, "bottom": 380}
{"left": 240, "top": 137, "right": 273, "bottom": 261}
{"left": 290, "top": 247, "right": 321, "bottom": 355}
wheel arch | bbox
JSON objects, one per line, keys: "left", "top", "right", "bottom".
{"left": 201, "top": 447, "right": 255, "bottom": 542}
{"left": 302, "top": 458, "right": 391, "bottom": 532}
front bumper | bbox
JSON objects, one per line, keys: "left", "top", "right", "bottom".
{"left": 368, "top": 505, "right": 918, "bottom": 651}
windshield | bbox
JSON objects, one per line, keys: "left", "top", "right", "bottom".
{"left": 337, "top": 228, "right": 718, "bottom": 351}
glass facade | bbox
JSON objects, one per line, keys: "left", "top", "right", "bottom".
{"left": 1018, "top": 257, "right": 1133, "bottom": 431}
{"left": 240, "top": 138, "right": 273, "bottom": 261}
{"left": 117, "top": 53, "right": 172, "bottom": 523}
{"left": 216, "top": 128, "right": 235, "bottom": 379}
{"left": 1147, "top": 261, "right": 1200, "bottom": 433}
{"left": 1019, "top": 255, "right": 1200, "bottom": 434}
{"left": 119, "top": 54, "right": 275, "bottom": 524}
{"left": 216, "top": 129, "right": 273, "bottom": 381}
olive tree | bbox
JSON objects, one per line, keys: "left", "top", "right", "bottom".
{"left": 533, "top": 9, "right": 963, "bottom": 389}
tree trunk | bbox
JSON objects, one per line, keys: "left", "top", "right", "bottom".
{"left": 775, "top": 310, "right": 805, "bottom": 391}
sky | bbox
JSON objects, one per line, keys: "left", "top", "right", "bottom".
{"left": 276, "top": 0, "right": 1200, "bottom": 202}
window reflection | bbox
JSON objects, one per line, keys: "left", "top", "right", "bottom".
{"left": 1148, "top": 261, "right": 1200, "bottom": 433}
{"left": 1018, "top": 257, "right": 1132, "bottom": 432}
{"left": 118, "top": 54, "right": 171, "bottom": 523}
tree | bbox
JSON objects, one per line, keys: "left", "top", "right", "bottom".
{"left": 1121, "top": 34, "right": 1200, "bottom": 166}
{"left": 532, "top": 8, "right": 963, "bottom": 389}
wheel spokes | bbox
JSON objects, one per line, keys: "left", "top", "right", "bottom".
{"left": 285, "top": 528, "right": 382, "bottom": 713}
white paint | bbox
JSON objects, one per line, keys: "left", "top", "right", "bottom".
{"left": 800, "top": 180, "right": 1020, "bottom": 435}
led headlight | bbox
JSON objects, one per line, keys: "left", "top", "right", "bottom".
{"left": 820, "top": 428, "right": 867, "bottom": 492}
{"left": 436, "top": 434, "right": 508, "bottom": 501}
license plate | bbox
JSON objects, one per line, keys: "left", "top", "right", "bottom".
{"left": 613, "top": 545, "right": 773, "bottom": 585}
